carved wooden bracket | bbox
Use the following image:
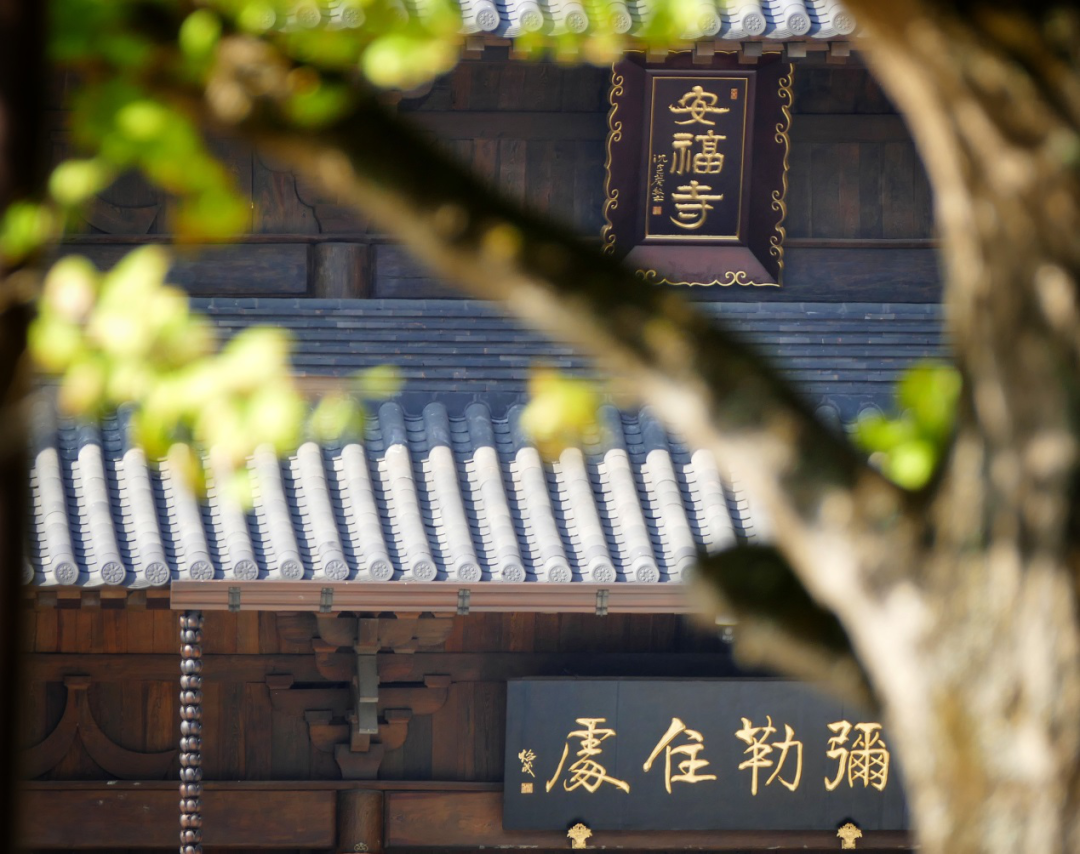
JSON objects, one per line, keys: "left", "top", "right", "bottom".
{"left": 267, "top": 672, "right": 452, "bottom": 780}
{"left": 271, "top": 613, "right": 457, "bottom": 778}
{"left": 21, "top": 675, "right": 176, "bottom": 779}
{"left": 312, "top": 614, "right": 455, "bottom": 682}
{"left": 315, "top": 613, "right": 456, "bottom": 654}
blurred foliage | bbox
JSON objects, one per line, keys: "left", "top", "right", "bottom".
{"left": 520, "top": 368, "right": 603, "bottom": 458}
{"left": 29, "top": 247, "right": 398, "bottom": 499}
{"left": 855, "top": 362, "right": 962, "bottom": 490}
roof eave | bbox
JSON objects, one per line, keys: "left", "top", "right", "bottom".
{"left": 170, "top": 579, "right": 715, "bottom": 616}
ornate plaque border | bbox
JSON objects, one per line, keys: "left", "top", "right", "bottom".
{"left": 602, "top": 54, "right": 793, "bottom": 288}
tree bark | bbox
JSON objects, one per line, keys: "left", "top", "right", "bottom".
{"left": 821, "top": 4, "right": 1080, "bottom": 853}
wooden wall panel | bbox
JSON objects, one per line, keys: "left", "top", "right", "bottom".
{"left": 18, "top": 787, "right": 336, "bottom": 848}
{"left": 785, "top": 64, "right": 933, "bottom": 243}
{"left": 46, "top": 59, "right": 940, "bottom": 301}
{"left": 22, "top": 609, "right": 737, "bottom": 786}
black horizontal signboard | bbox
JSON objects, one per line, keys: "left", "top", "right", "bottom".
{"left": 503, "top": 679, "right": 907, "bottom": 832}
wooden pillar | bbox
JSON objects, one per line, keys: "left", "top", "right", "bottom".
{"left": 311, "top": 242, "right": 371, "bottom": 299}
{"left": 179, "top": 611, "right": 204, "bottom": 854}
{"left": 336, "top": 790, "right": 384, "bottom": 854}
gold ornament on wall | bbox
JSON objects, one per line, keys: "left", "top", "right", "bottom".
{"left": 567, "top": 822, "right": 593, "bottom": 849}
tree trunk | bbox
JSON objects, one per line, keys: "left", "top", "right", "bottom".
{"left": 827, "top": 4, "right": 1080, "bottom": 854}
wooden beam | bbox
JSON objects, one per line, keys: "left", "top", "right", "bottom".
{"left": 27, "top": 653, "right": 325, "bottom": 683}
{"left": 792, "top": 114, "right": 910, "bottom": 144}
{"left": 170, "top": 580, "right": 699, "bottom": 614}
{"left": 17, "top": 786, "right": 337, "bottom": 848}
{"left": 337, "top": 790, "right": 384, "bottom": 854}
{"left": 407, "top": 110, "right": 607, "bottom": 141}
{"left": 26, "top": 651, "right": 741, "bottom": 684}
{"left": 385, "top": 791, "right": 914, "bottom": 850}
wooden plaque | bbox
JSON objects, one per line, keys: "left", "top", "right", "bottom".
{"left": 504, "top": 679, "right": 908, "bottom": 832}
{"left": 602, "top": 54, "right": 793, "bottom": 288}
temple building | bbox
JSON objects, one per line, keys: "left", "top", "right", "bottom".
{"left": 20, "top": 2, "right": 938, "bottom": 850}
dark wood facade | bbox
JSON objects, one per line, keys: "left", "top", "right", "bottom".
{"left": 52, "top": 55, "right": 937, "bottom": 304}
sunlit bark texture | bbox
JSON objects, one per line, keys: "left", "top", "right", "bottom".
{"left": 831, "top": 4, "right": 1080, "bottom": 854}
{"left": 192, "top": 5, "right": 1080, "bottom": 853}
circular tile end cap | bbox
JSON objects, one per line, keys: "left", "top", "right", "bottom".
{"left": 54, "top": 559, "right": 79, "bottom": 586}
{"left": 411, "top": 557, "right": 438, "bottom": 582}
{"left": 145, "top": 560, "right": 170, "bottom": 586}
{"left": 102, "top": 560, "right": 127, "bottom": 585}
{"left": 787, "top": 11, "right": 810, "bottom": 35}
{"left": 324, "top": 557, "right": 350, "bottom": 581}
{"left": 368, "top": 556, "right": 394, "bottom": 581}
{"left": 499, "top": 561, "right": 526, "bottom": 583}
{"left": 632, "top": 557, "right": 660, "bottom": 583}
{"left": 233, "top": 558, "right": 259, "bottom": 581}
{"left": 742, "top": 11, "right": 766, "bottom": 35}
{"left": 280, "top": 558, "right": 305, "bottom": 580}
{"left": 189, "top": 559, "right": 215, "bottom": 581}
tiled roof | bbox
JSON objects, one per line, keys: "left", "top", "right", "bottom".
{"left": 27, "top": 297, "right": 944, "bottom": 590}
{"left": 198, "top": 298, "right": 946, "bottom": 422}
{"left": 27, "top": 401, "right": 764, "bottom": 589}
{"left": 329, "top": 0, "right": 856, "bottom": 41}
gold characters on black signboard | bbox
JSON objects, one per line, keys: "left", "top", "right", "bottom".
{"left": 520, "top": 717, "right": 891, "bottom": 797}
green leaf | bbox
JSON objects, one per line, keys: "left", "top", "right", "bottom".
{"left": 352, "top": 364, "right": 403, "bottom": 400}
{"left": 179, "top": 9, "right": 223, "bottom": 60}
{"left": 48, "top": 159, "right": 114, "bottom": 206}
{"left": 520, "top": 368, "right": 602, "bottom": 459}
{"left": 886, "top": 439, "right": 938, "bottom": 491}
{"left": 0, "top": 202, "right": 57, "bottom": 262}
{"left": 309, "top": 393, "right": 364, "bottom": 442}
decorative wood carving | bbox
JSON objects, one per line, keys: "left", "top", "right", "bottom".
{"left": 179, "top": 611, "right": 204, "bottom": 854}
{"left": 274, "top": 615, "right": 455, "bottom": 779}
{"left": 84, "top": 197, "right": 160, "bottom": 234}
{"left": 20, "top": 675, "right": 176, "bottom": 779}
{"left": 294, "top": 173, "right": 370, "bottom": 233}
{"left": 270, "top": 673, "right": 451, "bottom": 780}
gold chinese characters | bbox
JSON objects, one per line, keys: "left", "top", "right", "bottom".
{"left": 825, "top": 722, "right": 890, "bottom": 791}
{"left": 546, "top": 718, "right": 631, "bottom": 794}
{"left": 643, "top": 717, "right": 718, "bottom": 794}
{"left": 660, "top": 85, "right": 734, "bottom": 230}
{"left": 735, "top": 716, "right": 803, "bottom": 796}
{"left": 669, "top": 85, "right": 730, "bottom": 126}
{"left": 670, "top": 181, "right": 724, "bottom": 230}
{"left": 671, "top": 130, "right": 726, "bottom": 176}
{"left": 521, "top": 717, "right": 891, "bottom": 797}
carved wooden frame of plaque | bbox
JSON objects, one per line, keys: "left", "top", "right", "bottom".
{"left": 601, "top": 53, "right": 793, "bottom": 288}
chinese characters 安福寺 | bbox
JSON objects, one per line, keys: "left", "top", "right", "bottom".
{"left": 665, "top": 85, "right": 731, "bottom": 230}
{"left": 546, "top": 718, "right": 631, "bottom": 794}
